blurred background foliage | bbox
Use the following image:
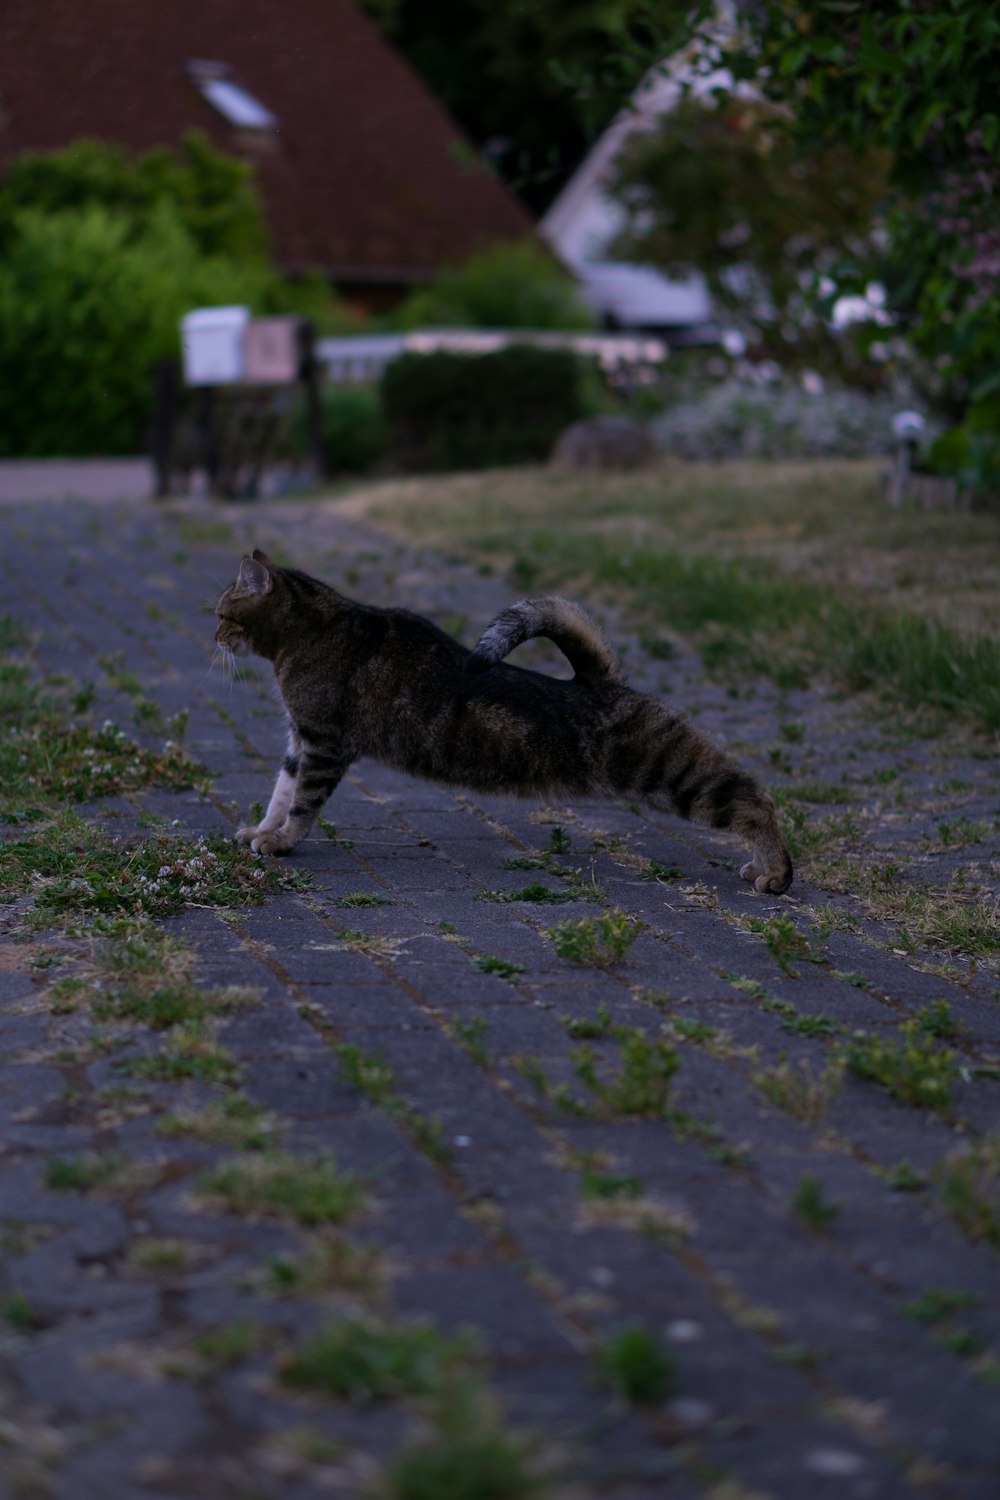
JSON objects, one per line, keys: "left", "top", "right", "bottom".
{"left": 0, "top": 135, "right": 355, "bottom": 456}
{"left": 611, "top": 97, "right": 890, "bottom": 384}
{"left": 359, "top": 0, "right": 693, "bottom": 211}
{"left": 392, "top": 241, "right": 593, "bottom": 332}
{"left": 660, "top": 0, "right": 1000, "bottom": 493}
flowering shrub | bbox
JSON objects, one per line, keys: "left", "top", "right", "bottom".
{"left": 652, "top": 377, "right": 931, "bottom": 462}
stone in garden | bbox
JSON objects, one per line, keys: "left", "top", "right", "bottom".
{"left": 551, "top": 413, "right": 655, "bottom": 471}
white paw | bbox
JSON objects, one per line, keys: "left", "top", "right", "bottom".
{"left": 251, "top": 831, "right": 294, "bottom": 856}
{"left": 235, "top": 825, "right": 260, "bottom": 845}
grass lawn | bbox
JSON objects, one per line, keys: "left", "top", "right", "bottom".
{"left": 340, "top": 458, "right": 1000, "bottom": 732}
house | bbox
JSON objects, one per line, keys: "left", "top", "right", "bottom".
{"left": 540, "top": 45, "right": 729, "bottom": 341}
{"left": 0, "top": 0, "right": 535, "bottom": 312}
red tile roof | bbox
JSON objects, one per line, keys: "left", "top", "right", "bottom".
{"left": 0, "top": 0, "right": 535, "bottom": 282}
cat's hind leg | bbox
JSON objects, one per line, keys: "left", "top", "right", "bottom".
{"left": 629, "top": 711, "right": 793, "bottom": 894}
{"left": 649, "top": 766, "right": 792, "bottom": 894}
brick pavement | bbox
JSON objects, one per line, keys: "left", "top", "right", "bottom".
{"left": 1, "top": 488, "right": 998, "bottom": 1500}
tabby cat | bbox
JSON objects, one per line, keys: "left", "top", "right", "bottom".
{"left": 214, "top": 551, "right": 792, "bottom": 893}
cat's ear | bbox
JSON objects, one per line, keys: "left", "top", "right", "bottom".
{"left": 236, "top": 555, "right": 272, "bottom": 597}
{"left": 251, "top": 549, "right": 274, "bottom": 567}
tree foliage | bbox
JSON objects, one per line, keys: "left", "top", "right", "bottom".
{"left": 0, "top": 136, "right": 353, "bottom": 455}
{"left": 613, "top": 96, "right": 888, "bottom": 377}
{"left": 677, "top": 0, "right": 1000, "bottom": 486}
{"left": 366, "top": 0, "right": 693, "bottom": 209}
{"left": 0, "top": 133, "right": 270, "bottom": 261}
{"left": 393, "top": 240, "right": 593, "bottom": 331}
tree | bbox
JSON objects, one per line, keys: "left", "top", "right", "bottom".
{"left": 362, "top": 0, "right": 693, "bottom": 210}
{"left": 612, "top": 95, "right": 888, "bottom": 379}
{"left": 678, "top": 0, "right": 1000, "bottom": 487}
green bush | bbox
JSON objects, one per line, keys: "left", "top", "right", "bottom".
{"left": 0, "top": 137, "right": 356, "bottom": 456}
{"left": 392, "top": 239, "right": 593, "bottom": 332}
{"left": 0, "top": 133, "right": 269, "bottom": 262}
{"left": 290, "top": 384, "right": 385, "bottom": 473}
{"left": 0, "top": 204, "right": 276, "bottom": 456}
{"left": 381, "top": 345, "right": 593, "bottom": 472}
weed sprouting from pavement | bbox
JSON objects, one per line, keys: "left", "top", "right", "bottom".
{"left": 515, "top": 1029, "right": 678, "bottom": 1121}
{"left": 199, "top": 1152, "right": 364, "bottom": 1227}
{"left": 385, "top": 1387, "right": 546, "bottom": 1500}
{"left": 337, "top": 1044, "right": 453, "bottom": 1166}
{"left": 278, "top": 1318, "right": 473, "bottom": 1402}
{"left": 792, "top": 1174, "right": 839, "bottom": 1233}
{"left": 840, "top": 1023, "right": 957, "bottom": 1112}
{"left": 564, "top": 1002, "right": 612, "bottom": 1039}
{"left": 580, "top": 1170, "right": 643, "bottom": 1201}
{"left": 547, "top": 908, "right": 639, "bottom": 968}
{"left": 449, "top": 1015, "right": 490, "bottom": 1065}
{"left": 596, "top": 1326, "right": 675, "bottom": 1403}
{"left": 472, "top": 953, "right": 526, "bottom": 982}
{"left": 933, "top": 1136, "right": 1000, "bottom": 1246}
{"left": 754, "top": 1055, "right": 844, "bottom": 1124}
{"left": 904, "top": 1288, "right": 979, "bottom": 1325}
{"left": 158, "top": 1095, "right": 279, "bottom": 1151}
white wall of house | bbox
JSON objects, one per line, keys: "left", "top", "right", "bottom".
{"left": 540, "top": 26, "right": 740, "bottom": 337}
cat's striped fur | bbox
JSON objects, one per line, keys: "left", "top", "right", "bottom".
{"left": 215, "top": 552, "right": 792, "bottom": 893}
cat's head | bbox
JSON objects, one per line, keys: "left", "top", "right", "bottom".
{"left": 215, "top": 549, "right": 276, "bottom": 657}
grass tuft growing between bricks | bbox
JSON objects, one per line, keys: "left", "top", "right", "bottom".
{"left": 3, "top": 817, "right": 306, "bottom": 925}
{"left": 753, "top": 1055, "right": 844, "bottom": 1125}
{"left": 45, "top": 1151, "right": 156, "bottom": 1197}
{"left": 792, "top": 1173, "right": 839, "bottom": 1233}
{"left": 158, "top": 1094, "right": 279, "bottom": 1151}
{"left": 190, "top": 1320, "right": 264, "bottom": 1371}
{"left": 199, "top": 1151, "right": 364, "bottom": 1227}
{"left": 449, "top": 1015, "right": 490, "bottom": 1066}
{"left": 546, "top": 908, "right": 639, "bottom": 969}
{"left": 471, "top": 953, "right": 526, "bottom": 982}
{"left": 385, "top": 1387, "right": 548, "bottom": 1500}
{"left": 278, "top": 1318, "right": 473, "bottom": 1403}
{"left": 596, "top": 1326, "right": 675, "bottom": 1404}
{"left": 265, "top": 1235, "right": 383, "bottom": 1300}
{"left": 839, "top": 1023, "right": 957, "bottom": 1112}
{"left": 904, "top": 1288, "right": 979, "bottom": 1325}
{"left": 515, "top": 1029, "right": 679, "bottom": 1120}
{"left": 580, "top": 1170, "right": 643, "bottom": 1201}
{"left": 933, "top": 1136, "right": 1000, "bottom": 1246}
{"left": 337, "top": 1044, "right": 453, "bottom": 1166}
{"left": 128, "top": 1238, "right": 191, "bottom": 1273}
{"left": 125, "top": 1026, "right": 241, "bottom": 1086}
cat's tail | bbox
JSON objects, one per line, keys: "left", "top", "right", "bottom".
{"left": 464, "top": 595, "right": 626, "bottom": 686}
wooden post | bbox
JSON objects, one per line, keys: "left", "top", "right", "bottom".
{"left": 150, "top": 355, "right": 179, "bottom": 498}
{"left": 298, "top": 320, "right": 328, "bottom": 481}
{"left": 197, "top": 386, "right": 220, "bottom": 494}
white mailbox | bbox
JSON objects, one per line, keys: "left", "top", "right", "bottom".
{"left": 181, "top": 306, "right": 250, "bottom": 386}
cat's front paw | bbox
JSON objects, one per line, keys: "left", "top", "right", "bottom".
{"left": 250, "top": 831, "right": 295, "bottom": 856}
{"left": 236, "top": 825, "right": 261, "bottom": 846}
